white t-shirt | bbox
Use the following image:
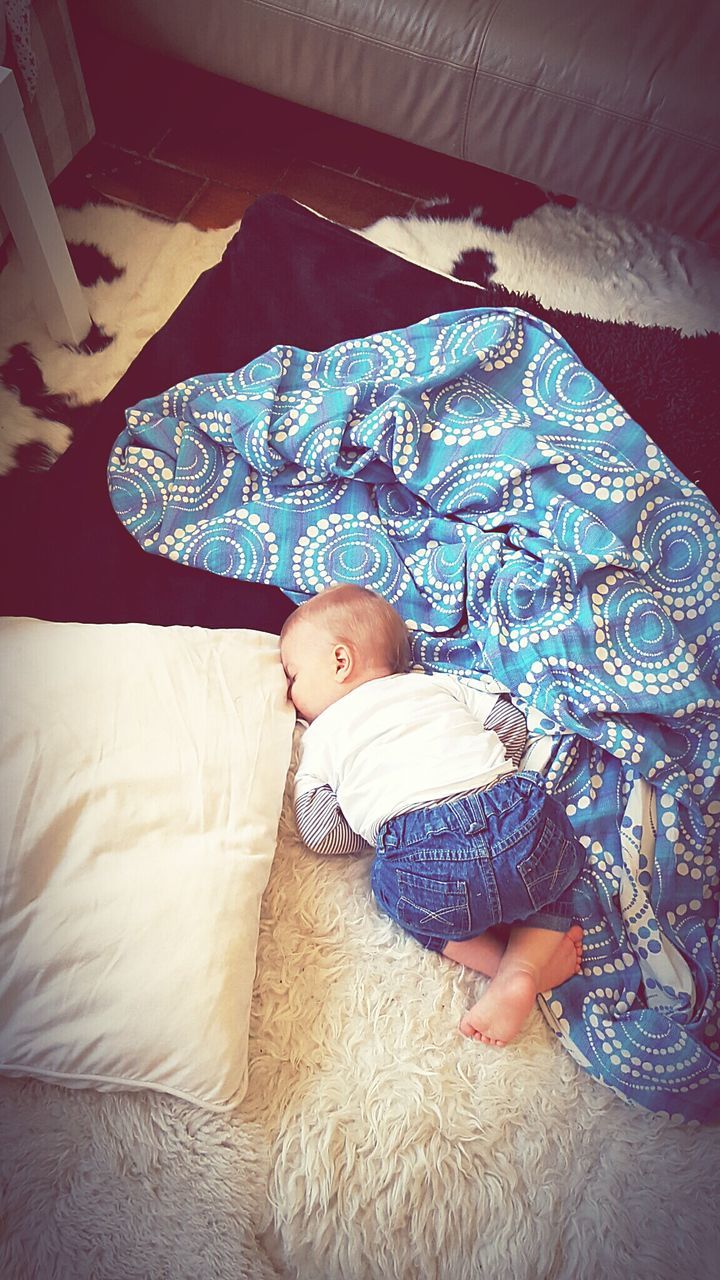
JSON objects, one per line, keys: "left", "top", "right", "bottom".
{"left": 294, "top": 672, "right": 515, "bottom": 843}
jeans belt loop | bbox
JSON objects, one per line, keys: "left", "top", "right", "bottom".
{"left": 453, "top": 789, "right": 485, "bottom": 833}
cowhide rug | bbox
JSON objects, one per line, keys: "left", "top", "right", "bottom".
{"left": 0, "top": 190, "right": 718, "bottom": 478}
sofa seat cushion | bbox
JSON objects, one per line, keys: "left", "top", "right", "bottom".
{"left": 87, "top": 0, "right": 720, "bottom": 240}
{"left": 468, "top": 0, "right": 719, "bottom": 240}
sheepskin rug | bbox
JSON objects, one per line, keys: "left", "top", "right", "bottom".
{"left": 2, "top": 741, "right": 719, "bottom": 1280}
{"left": 1, "top": 195, "right": 719, "bottom": 1276}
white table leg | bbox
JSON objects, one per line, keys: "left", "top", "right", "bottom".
{"left": 0, "top": 66, "right": 91, "bottom": 346}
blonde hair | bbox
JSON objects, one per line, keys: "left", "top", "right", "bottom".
{"left": 280, "top": 585, "right": 411, "bottom": 674}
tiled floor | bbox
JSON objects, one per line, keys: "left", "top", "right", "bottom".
{"left": 57, "top": 17, "right": 541, "bottom": 233}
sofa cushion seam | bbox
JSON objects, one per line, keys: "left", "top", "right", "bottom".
{"left": 237, "top": 0, "right": 478, "bottom": 72}
{"left": 469, "top": 65, "right": 720, "bottom": 152}
{"left": 461, "top": 0, "right": 507, "bottom": 160}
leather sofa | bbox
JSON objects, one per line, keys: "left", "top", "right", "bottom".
{"left": 82, "top": 0, "right": 719, "bottom": 244}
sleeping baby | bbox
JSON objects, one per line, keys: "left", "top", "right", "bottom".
{"left": 280, "top": 584, "right": 584, "bottom": 1046}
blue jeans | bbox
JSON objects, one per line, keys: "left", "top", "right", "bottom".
{"left": 371, "top": 771, "right": 585, "bottom": 953}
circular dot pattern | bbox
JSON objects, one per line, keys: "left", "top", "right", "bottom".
{"left": 109, "top": 306, "right": 720, "bottom": 1121}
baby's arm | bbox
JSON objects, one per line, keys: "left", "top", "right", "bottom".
{"left": 294, "top": 724, "right": 368, "bottom": 856}
{"left": 483, "top": 695, "right": 528, "bottom": 767}
{"left": 294, "top": 784, "right": 369, "bottom": 856}
{"left": 436, "top": 674, "right": 528, "bottom": 766}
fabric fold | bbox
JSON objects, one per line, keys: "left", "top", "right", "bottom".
{"left": 108, "top": 305, "right": 720, "bottom": 1120}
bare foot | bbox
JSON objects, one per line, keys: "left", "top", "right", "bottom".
{"left": 444, "top": 924, "right": 583, "bottom": 982}
{"left": 568, "top": 922, "right": 583, "bottom": 969}
{"left": 539, "top": 924, "right": 583, "bottom": 990}
{"left": 459, "top": 928, "right": 582, "bottom": 1046}
{"left": 459, "top": 967, "right": 539, "bottom": 1046}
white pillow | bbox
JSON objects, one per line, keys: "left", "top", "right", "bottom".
{"left": 0, "top": 617, "right": 294, "bottom": 1111}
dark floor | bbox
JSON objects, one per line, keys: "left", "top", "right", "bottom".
{"left": 57, "top": 16, "right": 546, "bottom": 234}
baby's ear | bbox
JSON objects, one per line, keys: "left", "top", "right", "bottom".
{"left": 333, "top": 643, "right": 353, "bottom": 682}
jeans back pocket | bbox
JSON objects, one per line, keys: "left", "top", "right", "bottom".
{"left": 395, "top": 867, "right": 471, "bottom": 937}
{"left": 517, "top": 818, "right": 581, "bottom": 910}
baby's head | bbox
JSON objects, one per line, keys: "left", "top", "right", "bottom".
{"left": 279, "top": 584, "right": 411, "bottom": 722}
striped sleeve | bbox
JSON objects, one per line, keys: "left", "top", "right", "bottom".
{"left": 294, "top": 785, "right": 369, "bottom": 856}
{"left": 484, "top": 695, "right": 528, "bottom": 767}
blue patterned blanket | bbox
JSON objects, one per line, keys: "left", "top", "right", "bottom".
{"left": 108, "top": 307, "right": 720, "bottom": 1121}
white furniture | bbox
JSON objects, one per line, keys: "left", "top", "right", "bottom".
{"left": 0, "top": 65, "right": 90, "bottom": 344}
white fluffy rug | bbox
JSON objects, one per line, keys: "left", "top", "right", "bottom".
{"left": 2, "top": 198, "right": 720, "bottom": 1278}
{"left": 2, "top": 740, "right": 719, "bottom": 1280}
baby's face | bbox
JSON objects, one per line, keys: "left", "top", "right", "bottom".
{"left": 280, "top": 621, "right": 340, "bottom": 723}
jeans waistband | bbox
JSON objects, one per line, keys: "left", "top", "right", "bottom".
{"left": 376, "top": 770, "right": 544, "bottom": 852}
